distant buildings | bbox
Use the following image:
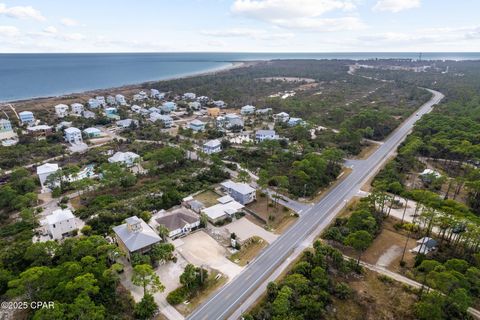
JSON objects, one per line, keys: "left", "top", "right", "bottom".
{"left": 203, "top": 139, "right": 222, "bottom": 154}
{"left": 240, "top": 105, "right": 256, "bottom": 115}
{"left": 106, "top": 96, "right": 116, "bottom": 105}
{"left": 155, "top": 209, "right": 200, "bottom": 239}
{"left": 207, "top": 107, "right": 220, "bottom": 117}
{"left": 255, "top": 129, "right": 279, "bottom": 142}
{"left": 96, "top": 96, "right": 106, "bottom": 106}
{"left": 161, "top": 101, "right": 177, "bottom": 113}
{"left": 88, "top": 98, "right": 101, "bottom": 109}
{"left": 189, "top": 119, "right": 206, "bottom": 132}
{"left": 18, "top": 111, "right": 35, "bottom": 125}
{"left": 133, "top": 91, "right": 148, "bottom": 101}
{"left": 274, "top": 112, "right": 290, "bottom": 123}
{"left": 287, "top": 117, "right": 305, "bottom": 127}
{"left": 108, "top": 151, "right": 140, "bottom": 167}
{"left": 113, "top": 216, "right": 161, "bottom": 260}
{"left": 26, "top": 125, "right": 53, "bottom": 137}
{"left": 212, "top": 100, "right": 226, "bottom": 108}
{"left": 183, "top": 92, "right": 196, "bottom": 100}
{"left": 36, "top": 163, "right": 59, "bottom": 190}
{"left": 105, "top": 107, "right": 120, "bottom": 119}
{"left": 150, "top": 113, "right": 173, "bottom": 128}
{"left": 116, "top": 119, "right": 138, "bottom": 129}
{"left": 55, "top": 104, "right": 69, "bottom": 118}
{"left": 64, "top": 127, "right": 83, "bottom": 144}
{"left": 220, "top": 180, "right": 256, "bottom": 205}
{"left": 188, "top": 101, "right": 201, "bottom": 110}
{"left": 256, "top": 108, "right": 272, "bottom": 115}
{"left": 82, "top": 110, "right": 96, "bottom": 119}
{"left": 150, "top": 89, "right": 165, "bottom": 99}
{"left": 40, "top": 208, "right": 78, "bottom": 240}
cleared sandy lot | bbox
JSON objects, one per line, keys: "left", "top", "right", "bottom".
{"left": 225, "top": 217, "right": 278, "bottom": 244}
{"left": 173, "top": 231, "right": 243, "bottom": 281}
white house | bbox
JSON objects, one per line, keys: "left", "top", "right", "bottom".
{"left": 150, "top": 113, "right": 173, "bottom": 128}
{"left": 88, "top": 98, "right": 101, "bottom": 109}
{"left": 189, "top": 119, "right": 205, "bottom": 132}
{"left": 188, "top": 101, "right": 202, "bottom": 110}
{"left": 183, "top": 92, "right": 196, "bottom": 100}
{"left": 241, "top": 105, "right": 256, "bottom": 115}
{"left": 213, "top": 100, "right": 226, "bottom": 108}
{"left": 150, "top": 89, "right": 164, "bottom": 99}
{"left": 108, "top": 151, "right": 140, "bottom": 167}
{"left": 41, "top": 208, "right": 78, "bottom": 240}
{"left": 220, "top": 180, "right": 256, "bottom": 205}
{"left": 161, "top": 101, "right": 177, "bottom": 113}
{"left": 201, "top": 196, "right": 244, "bottom": 224}
{"left": 115, "top": 94, "right": 127, "bottom": 106}
{"left": 96, "top": 96, "right": 106, "bottom": 106}
{"left": 256, "top": 108, "right": 272, "bottom": 115}
{"left": 18, "top": 111, "right": 35, "bottom": 125}
{"left": 71, "top": 103, "right": 84, "bottom": 115}
{"left": 54, "top": 104, "right": 69, "bottom": 118}
{"left": 82, "top": 110, "right": 96, "bottom": 119}
{"left": 106, "top": 96, "right": 116, "bottom": 105}
{"left": 287, "top": 117, "right": 305, "bottom": 127}
{"left": 155, "top": 209, "right": 200, "bottom": 239}
{"left": 203, "top": 139, "right": 222, "bottom": 154}
{"left": 36, "top": 163, "right": 59, "bottom": 190}
{"left": 274, "top": 112, "right": 290, "bottom": 123}
{"left": 131, "top": 105, "right": 142, "bottom": 113}
{"left": 411, "top": 237, "right": 438, "bottom": 255}
{"left": 133, "top": 91, "right": 148, "bottom": 101}
{"left": 64, "top": 127, "right": 83, "bottom": 144}
{"left": 116, "top": 119, "right": 138, "bottom": 128}
{"left": 255, "top": 130, "right": 279, "bottom": 142}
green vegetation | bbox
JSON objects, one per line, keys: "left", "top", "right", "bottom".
{"left": 166, "top": 264, "right": 209, "bottom": 305}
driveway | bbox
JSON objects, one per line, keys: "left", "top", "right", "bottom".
{"left": 224, "top": 217, "right": 278, "bottom": 244}
{"left": 173, "top": 231, "right": 243, "bottom": 281}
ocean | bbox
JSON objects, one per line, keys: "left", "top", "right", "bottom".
{"left": 1, "top": 52, "right": 479, "bottom": 103}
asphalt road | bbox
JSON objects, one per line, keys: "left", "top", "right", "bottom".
{"left": 187, "top": 89, "right": 444, "bottom": 320}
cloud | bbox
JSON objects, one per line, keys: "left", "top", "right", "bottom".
{"left": 44, "top": 26, "right": 58, "bottom": 34}
{"left": 0, "top": 25, "right": 20, "bottom": 37}
{"left": 201, "top": 27, "right": 294, "bottom": 40}
{"left": 59, "top": 33, "right": 86, "bottom": 41}
{"left": 373, "top": 0, "right": 420, "bottom": 13}
{"left": 0, "top": 3, "right": 45, "bottom": 21}
{"left": 230, "top": 0, "right": 363, "bottom": 32}
{"left": 61, "top": 18, "right": 79, "bottom": 27}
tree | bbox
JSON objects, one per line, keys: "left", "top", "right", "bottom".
{"left": 131, "top": 264, "right": 165, "bottom": 296}
{"left": 237, "top": 170, "right": 250, "bottom": 183}
{"left": 179, "top": 264, "right": 197, "bottom": 289}
{"left": 157, "top": 225, "right": 170, "bottom": 241}
{"left": 150, "top": 243, "right": 175, "bottom": 265}
{"left": 134, "top": 293, "right": 158, "bottom": 320}
{"left": 344, "top": 230, "right": 373, "bottom": 265}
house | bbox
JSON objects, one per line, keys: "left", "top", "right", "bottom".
{"left": 220, "top": 180, "right": 256, "bottom": 205}
{"left": 133, "top": 91, "right": 148, "bottom": 101}
{"left": 150, "top": 89, "right": 165, "bottom": 99}
{"left": 256, "top": 130, "right": 279, "bottom": 142}
{"left": 183, "top": 92, "right": 196, "bottom": 100}
{"left": 108, "top": 151, "right": 140, "bottom": 167}
{"left": 106, "top": 96, "right": 116, "bottom": 105}
{"left": 0, "top": 119, "right": 17, "bottom": 141}
{"left": 287, "top": 117, "right": 305, "bottom": 127}
{"left": 161, "top": 101, "right": 177, "bottom": 113}
{"left": 113, "top": 216, "right": 161, "bottom": 259}
{"left": 203, "top": 139, "right": 222, "bottom": 154}
{"left": 96, "top": 96, "right": 106, "bottom": 106}
{"left": 224, "top": 114, "right": 244, "bottom": 130}
{"left": 201, "top": 196, "right": 244, "bottom": 224}
{"left": 189, "top": 119, "right": 205, "bottom": 132}
{"left": 36, "top": 163, "right": 59, "bottom": 190}
{"left": 150, "top": 113, "right": 173, "bottom": 128}
{"left": 26, "top": 125, "right": 53, "bottom": 137}
{"left": 213, "top": 100, "right": 226, "bottom": 108}
{"left": 188, "top": 101, "right": 202, "bottom": 110}
{"left": 183, "top": 198, "right": 205, "bottom": 213}
{"left": 64, "top": 127, "right": 83, "bottom": 144}
{"left": 241, "top": 105, "right": 256, "bottom": 115}
{"left": 18, "top": 111, "right": 35, "bottom": 125}
{"left": 115, "top": 94, "right": 127, "bottom": 106}
{"left": 105, "top": 107, "right": 120, "bottom": 119}
{"left": 131, "top": 105, "right": 142, "bottom": 113}
{"left": 207, "top": 107, "right": 220, "bottom": 117}
{"left": 420, "top": 169, "right": 442, "bottom": 183}
{"left": 274, "top": 112, "right": 290, "bottom": 123}
{"left": 54, "top": 104, "right": 69, "bottom": 118}
{"left": 56, "top": 121, "right": 72, "bottom": 131}
{"left": 88, "top": 98, "right": 101, "bottom": 109}
{"left": 116, "top": 119, "right": 138, "bottom": 129}
{"left": 411, "top": 237, "right": 438, "bottom": 254}
{"left": 83, "top": 127, "right": 102, "bottom": 138}
{"left": 82, "top": 110, "right": 96, "bottom": 119}
{"left": 40, "top": 208, "right": 78, "bottom": 240}
{"left": 71, "top": 103, "right": 84, "bottom": 115}
{"left": 197, "top": 96, "right": 209, "bottom": 103}
{"left": 256, "top": 108, "right": 272, "bottom": 115}
{"left": 156, "top": 209, "right": 200, "bottom": 239}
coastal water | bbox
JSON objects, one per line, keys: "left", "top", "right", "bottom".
{"left": 1, "top": 52, "right": 479, "bottom": 102}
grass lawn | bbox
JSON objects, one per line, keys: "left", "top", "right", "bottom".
{"left": 247, "top": 192, "right": 297, "bottom": 232}
{"left": 229, "top": 236, "right": 268, "bottom": 266}
{"left": 193, "top": 189, "right": 221, "bottom": 207}
{"left": 174, "top": 269, "right": 228, "bottom": 316}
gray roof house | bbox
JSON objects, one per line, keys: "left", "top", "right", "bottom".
{"left": 220, "top": 180, "right": 256, "bottom": 205}
{"left": 156, "top": 209, "right": 200, "bottom": 239}
{"left": 112, "top": 216, "right": 161, "bottom": 259}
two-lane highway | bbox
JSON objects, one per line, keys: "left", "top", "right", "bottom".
{"left": 188, "top": 89, "right": 444, "bottom": 320}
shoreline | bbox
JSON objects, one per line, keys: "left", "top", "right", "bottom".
{"left": 4, "top": 60, "right": 255, "bottom": 110}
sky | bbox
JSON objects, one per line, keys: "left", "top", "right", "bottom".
{"left": 0, "top": 0, "right": 480, "bottom": 53}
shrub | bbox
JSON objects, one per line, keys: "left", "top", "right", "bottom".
{"left": 166, "top": 287, "right": 189, "bottom": 305}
